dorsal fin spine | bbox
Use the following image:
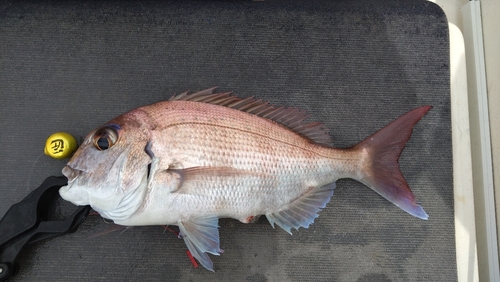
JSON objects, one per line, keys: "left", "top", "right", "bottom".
{"left": 254, "top": 107, "right": 277, "bottom": 117}
{"left": 249, "top": 104, "right": 271, "bottom": 115}
{"left": 238, "top": 99, "right": 264, "bottom": 111}
{"left": 232, "top": 97, "right": 255, "bottom": 110}
{"left": 262, "top": 107, "right": 285, "bottom": 119}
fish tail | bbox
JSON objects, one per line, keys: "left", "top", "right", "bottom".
{"left": 353, "top": 106, "right": 432, "bottom": 220}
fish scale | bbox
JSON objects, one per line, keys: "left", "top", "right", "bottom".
{"left": 163, "top": 122, "right": 321, "bottom": 177}
{"left": 59, "top": 88, "right": 431, "bottom": 271}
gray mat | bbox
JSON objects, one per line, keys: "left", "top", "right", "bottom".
{"left": 0, "top": 1, "right": 454, "bottom": 281}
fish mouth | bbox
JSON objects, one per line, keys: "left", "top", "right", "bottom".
{"left": 59, "top": 165, "right": 100, "bottom": 206}
{"left": 62, "top": 165, "right": 83, "bottom": 181}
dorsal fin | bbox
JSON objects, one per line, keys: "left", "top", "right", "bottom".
{"left": 169, "top": 88, "right": 333, "bottom": 146}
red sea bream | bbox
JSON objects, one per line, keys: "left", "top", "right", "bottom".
{"left": 59, "top": 88, "right": 431, "bottom": 271}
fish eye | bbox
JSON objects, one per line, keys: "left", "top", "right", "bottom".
{"left": 96, "top": 137, "right": 110, "bottom": 150}
{"left": 92, "top": 125, "right": 119, "bottom": 151}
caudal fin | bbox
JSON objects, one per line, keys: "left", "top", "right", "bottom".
{"left": 354, "top": 106, "right": 432, "bottom": 220}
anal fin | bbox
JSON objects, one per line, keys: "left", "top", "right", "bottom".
{"left": 178, "top": 215, "right": 223, "bottom": 272}
{"left": 266, "top": 183, "right": 335, "bottom": 235}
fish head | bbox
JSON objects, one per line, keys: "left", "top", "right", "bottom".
{"left": 59, "top": 115, "right": 152, "bottom": 221}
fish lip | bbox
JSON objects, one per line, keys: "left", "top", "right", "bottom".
{"left": 62, "top": 165, "right": 85, "bottom": 181}
{"left": 60, "top": 165, "right": 92, "bottom": 206}
{"left": 59, "top": 186, "right": 89, "bottom": 206}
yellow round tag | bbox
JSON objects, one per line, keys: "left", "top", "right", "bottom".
{"left": 44, "top": 132, "right": 78, "bottom": 159}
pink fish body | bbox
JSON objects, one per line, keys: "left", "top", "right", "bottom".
{"left": 59, "top": 88, "right": 431, "bottom": 271}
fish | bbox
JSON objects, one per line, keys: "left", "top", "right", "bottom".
{"left": 59, "top": 88, "right": 431, "bottom": 271}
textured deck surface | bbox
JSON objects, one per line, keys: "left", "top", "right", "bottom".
{"left": 0, "top": 0, "right": 454, "bottom": 281}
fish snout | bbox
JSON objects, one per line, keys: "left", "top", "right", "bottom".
{"left": 62, "top": 165, "right": 82, "bottom": 180}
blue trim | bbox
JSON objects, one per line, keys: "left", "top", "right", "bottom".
{"left": 107, "top": 124, "right": 121, "bottom": 130}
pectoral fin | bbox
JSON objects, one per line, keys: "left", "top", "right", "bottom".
{"left": 266, "top": 183, "right": 335, "bottom": 235}
{"left": 178, "top": 215, "right": 223, "bottom": 272}
{"left": 170, "top": 166, "right": 257, "bottom": 193}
